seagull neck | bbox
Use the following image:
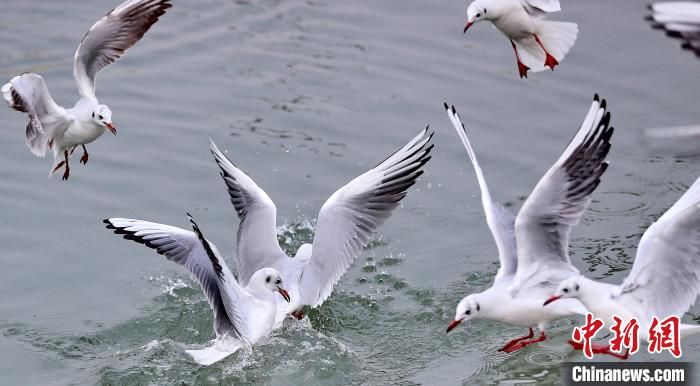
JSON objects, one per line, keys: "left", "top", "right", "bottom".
{"left": 576, "top": 278, "right": 613, "bottom": 309}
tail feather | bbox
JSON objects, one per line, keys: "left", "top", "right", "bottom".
{"left": 515, "top": 21, "right": 578, "bottom": 73}
{"left": 185, "top": 341, "right": 242, "bottom": 366}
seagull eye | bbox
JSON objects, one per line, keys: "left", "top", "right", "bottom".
{"left": 575, "top": 284, "right": 580, "bottom": 291}
{"left": 465, "top": 310, "right": 471, "bottom": 315}
{"left": 563, "top": 288, "right": 569, "bottom": 293}
{"left": 476, "top": 13, "right": 481, "bottom": 17}
{"left": 275, "top": 279, "right": 281, "bottom": 285}
{"left": 99, "top": 115, "right": 103, "bottom": 120}
{"left": 266, "top": 276, "right": 271, "bottom": 283}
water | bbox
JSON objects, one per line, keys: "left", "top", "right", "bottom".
{"left": 1, "top": 0, "right": 699, "bottom": 385}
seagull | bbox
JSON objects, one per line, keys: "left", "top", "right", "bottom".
{"left": 209, "top": 128, "right": 433, "bottom": 326}
{"left": 444, "top": 94, "right": 613, "bottom": 354}
{"left": 104, "top": 214, "right": 291, "bottom": 366}
{"left": 1, "top": 0, "right": 172, "bottom": 180}
{"left": 463, "top": 0, "right": 578, "bottom": 78}
{"left": 647, "top": 2, "right": 700, "bottom": 58}
{"left": 544, "top": 176, "right": 700, "bottom": 358}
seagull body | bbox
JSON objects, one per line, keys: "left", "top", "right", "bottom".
{"left": 647, "top": 2, "right": 700, "bottom": 58}
{"left": 209, "top": 129, "right": 433, "bottom": 327}
{"left": 1, "top": 0, "right": 172, "bottom": 180}
{"left": 105, "top": 215, "right": 291, "bottom": 366}
{"left": 546, "top": 176, "right": 700, "bottom": 356}
{"left": 444, "top": 95, "right": 613, "bottom": 353}
{"left": 464, "top": 0, "right": 578, "bottom": 78}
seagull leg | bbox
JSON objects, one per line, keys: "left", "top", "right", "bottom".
{"left": 502, "top": 331, "right": 546, "bottom": 353}
{"left": 80, "top": 145, "right": 89, "bottom": 165}
{"left": 532, "top": 34, "right": 559, "bottom": 70}
{"left": 510, "top": 40, "right": 529, "bottom": 78}
{"left": 567, "top": 340, "right": 630, "bottom": 360}
{"left": 61, "top": 150, "right": 70, "bottom": 181}
{"left": 498, "top": 327, "right": 534, "bottom": 352}
{"left": 291, "top": 309, "right": 305, "bottom": 320}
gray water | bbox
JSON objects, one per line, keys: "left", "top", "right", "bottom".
{"left": 1, "top": 0, "right": 699, "bottom": 385}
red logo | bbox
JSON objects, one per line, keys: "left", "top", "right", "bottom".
{"left": 609, "top": 316, "right": 640, "bottom": 354}
{"left": 571, "top": 313, "right": 605, "bottom": 359}
{"left": 648, "top": 316, "right": 682, "bottom": 358}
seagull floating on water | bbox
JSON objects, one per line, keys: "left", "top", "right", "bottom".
{"left": 209, "top": 129, "right": 433, "bottom": 326}
{"left": 105, "top": 214, "right": 291, "bottom": 366}
{"left": 444, "top": 94, "right": 613, "bottom": 353}
{"left": 545, "top": 175, "right": 700, "bottom": 358}
{"left": 1, "top": 0, "right": 172, "bottom": 180}
{"left": 463, "top": 0, "right": 578, "bottom": 78}
{"left": 647, "top": 2, "right": 700, "bottom": 58}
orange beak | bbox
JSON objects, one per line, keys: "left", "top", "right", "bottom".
{"left": 106, "top": 122, "right": 116, "bottom": 135}
{"left": 277, "top": 287, "right": 291, "bottom": 303}
{"left": 543, "top": 295, "right": 562, "bottom": 306}
{"left": 463, "top": 21, "right": 473, "bottom": 33}
{"left": 446, "top": 319, "right": 462, "bottom": 333}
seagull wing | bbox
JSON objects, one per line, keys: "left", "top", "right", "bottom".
{"left": 73, "top": 0, "right": 172, "bottom": 100}
{"left": 1, "top": 73, "right": 70, "bottom": 157}
{"left": 648, "top": 2, "right": 700, "bottom": 58}
{"left": 210, "top": 139, "right": 288, "bottom": 286}
{"left": 104, "top": 216, "right": 250, "bottom": 340}
{"left": 513, "top": 95, "right": 613, "bottom": 289}
{"left": 617, "top": 176, "right": 700, "bottom": 319}
{"left": 445, "top": 103, "right": 517, "bottom": 282}
{"left": 298, "top": 128, "right": 433, "bottom": 307}
{"left": 520, "top": 0, "right": 561, "bottom": 14}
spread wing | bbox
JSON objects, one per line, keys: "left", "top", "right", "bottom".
{"left": 648, "top": 2, "right": 700, "bottom": 58}
{"left": 513, "top": 94, "right": 613, "bottom": 289}
{"left": 210, "top": 139, "right": 288, "bottom": 286}
{"left": 616, "top": 176, "right": 700, "bottom": 319}
{"left": 73, "top": 0, "right": 172, "bottom": 100}
{"left": 104, "top": 215, "right": 249, "bottom": 340}
{"left": 520, "top": 0, "right": 561, "bottom": 15}
{"left": 445, "top": 103, "right": 517, "bottom": 282}
{"left": 298, "top": 128, "right": 433, "bottom": 307}
{"left": 1, "top": 73, "right": 70, "bottom": 157}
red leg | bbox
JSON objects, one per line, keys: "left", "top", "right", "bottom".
{"left": 502, "top": 331, "right": 546, "bottom": 353}
{"left": 291, "top": 309, "right": 305, "bottom": 320}
{"left": 511, "top": 40, "right": 530, "bottom": 79}
{"left": 61, "top": 150, "right": 70, "bottom": 181}
{"left": 498, "top": 327, "right": 534, "bottom": 352}
{"left": 568, "top": 340, "right": 630, "bottom": 360}
{"left": 80, "top": 144, "right": 89, "bottom": 165}
{"left": 532, "top": 34, "right": 559, "bottom": 70}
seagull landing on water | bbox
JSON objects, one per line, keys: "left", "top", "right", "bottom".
{"left": 1, "top": 0, "right": 172, "bottom": 180}
{"left": 444, "top": 94, "right": 613, "bottom": 354}
{"left": 104, "top": 215, "right": 291, "bottom": 366}
{"left": 463, "top": 0, "right": 578, "bottom": 78}
{"left": 545, "top": 176, "right": 700, "bottom": 359}
{"left": 209, "top": 129, "right": 433, "bottom": 327}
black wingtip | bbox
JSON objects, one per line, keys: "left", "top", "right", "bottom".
{"left": 593, "top": 93, "right": 599, "bottom": 102}
{"left": 600, "top": 98, "right": 607, "bottom": 111}
{"left": 443, "top": 102, "right": 449, "bottom": 110}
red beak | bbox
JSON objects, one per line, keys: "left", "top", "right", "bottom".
{"left": 446, "top": 319, "right": 462, "bottom": 333}
{"left": 106, "top": 122, "right": 116, "bottom": 135}
{"left": 543, "top": 295, "right": 562, "bottom": 306}
{"left": 463, "top": 21, "right": 473, "bottom": 33}
{"left": 277, "top": 287, "right": 291, "bottom": 303}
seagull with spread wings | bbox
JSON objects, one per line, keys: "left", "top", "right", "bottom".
{"left": 1, "top": 0, "right": 172, "bottom": 180}
{"left": 209, "top": 129, "right": 433, "bottom": 326}
{"left": 444, "top": 95, "right": 613, "bottom": 354}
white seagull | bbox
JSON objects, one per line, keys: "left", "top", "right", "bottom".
{"left": 209, "top": 128, "right": 433, "bottom": 326}
{"left": 444, "top": 94, "right": 613, "bottom": 354}
{"left": 104, "top": 214, "right": 292, "bottom": 366}
{"left": 463, "top": 0, "right": 578, "bottom": 78}
{"left": 647, "top": 2, "right": 700, "bottom": 58}
{"left": 1, "top": 0, "right": 172, "bottom": 180}
{"left": 544, "top": 176, "right": 700, "bottom": 358}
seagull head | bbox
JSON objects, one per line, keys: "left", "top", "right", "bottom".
{"left": 256, "top": 268, "right": 291, "bottom": 303}
{"left": 92, "top": 105, "right": 116, "bottom": 135}
{"left": 543, "top": 276, "right": 582, "bottom": 306}
{"left": 465, "top": 1, "right": 489, "bottom": 33}
{"left": 446, "top": 295, "right": 481, "bottom": 333}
